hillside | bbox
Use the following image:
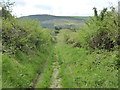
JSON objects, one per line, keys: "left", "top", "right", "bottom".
{"left": 19, "top": 14, "right": 90, "bottom": 29}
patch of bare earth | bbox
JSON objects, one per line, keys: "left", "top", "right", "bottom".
{"left": 50, "top": 54, "right": 62, "bottom": 88}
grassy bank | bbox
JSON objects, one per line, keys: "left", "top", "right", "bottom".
{"left": 2, "top": 44, "right": 54, "bottom": 88}
{"left": 57, "top": 44, "right": 118, "bottom": 88}
{"left": 2, "top": 11, "right": 55, "bottom": 88}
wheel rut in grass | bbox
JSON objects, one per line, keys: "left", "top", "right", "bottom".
{"left": 30, "top": 46, "right": 62, "bottom": 88}
{"left": 30, "top": 56, "right": 49, "bottom": 88}
{"left": 50, "top": 52, "right": 62, "bottom": 88}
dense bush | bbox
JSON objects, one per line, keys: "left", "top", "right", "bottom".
{"left": 2, "top": 18, "right": 52, "bottom": 55}
{"left": 58, "top": 7, "right": 119, "bottom": 51}
{"left": 84, "top": 7, "right": 118, "bottom": 50}
{"left": 56, "top": 6, "right": 119, "bottom": 88}
{"left": 2, "top": 1, "right": 54, "bottom": 88}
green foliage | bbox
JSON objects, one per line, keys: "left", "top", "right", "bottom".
{"left": 2, "top": 1, "right": 119, "bottom": 88}
{"left": 2, "top": 17, "right": 54, "bottom": 87}
{"left": 56, "top": 6, "right": 119, "bottom": 88}
{"left": 57, "top": 44, "right": 118, "bottom": 88}
{"left": 2, "top": 45, "right": 53, "bottom": 88}
{"left": 2, "top": 18, "right": 52, "bottom": 55}
{"left": 2, "top": 3, "right": 54, "bottom": 88}
{"left": 85, "top": 7, "right": 118, "bottom": 50}
{"left": 55, "top": 26, "right": 62, "bottom": 30}
{"left": 59, "top": 7, "right": 118, "bottom": 50}
{"left": 2, "top": 16, "right": 54, "bottom": 87}
{"left": 1, "top": 0, "right": 15, "bottom": 19}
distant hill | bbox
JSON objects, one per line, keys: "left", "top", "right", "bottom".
{"left": 19, "top": 14, "right": 90, "bottom": 29}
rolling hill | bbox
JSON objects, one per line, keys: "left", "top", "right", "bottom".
{"left": 19, "top": 14, "right": 90, "bottom": 29}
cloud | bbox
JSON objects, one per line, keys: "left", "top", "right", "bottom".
{"left": 34, "top": 4, "right": 53, "bottom": 10}
{"left": 10, "top": 0, "right": 26, "bottom": 6}
{"left": 15, "top": 1, "right": 26, "bottom": 6}
{"left": 10, "top": 0, "right": 118, "bottom": 17}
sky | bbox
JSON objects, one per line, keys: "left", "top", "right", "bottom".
{"left": 2, "top": 0, "right": 118, "bottom": 17}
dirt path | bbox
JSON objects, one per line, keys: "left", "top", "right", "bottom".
{"left": 50, "top": 53, "right": 62, "bottom": 88}
{"left": 30, "top": 46, "right": 62, "bottom": 88}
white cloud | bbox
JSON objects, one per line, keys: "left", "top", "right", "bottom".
{"left": 8, "top": 0, "right": 118, "bottom": 17}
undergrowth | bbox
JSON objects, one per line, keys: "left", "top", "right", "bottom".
{"left": 2, "top": 45, "right": 53, "bottom": 88}
{"left": 57, "top": 44, "right": 118, "bottom": 88}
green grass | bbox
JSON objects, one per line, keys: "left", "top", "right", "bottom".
{"left": 2, "top": 3, "right": 119, "bottom": 88}
{"left": 2, "top": 44, "right": 54, "bottom": 88}
{"left": 35, "top": 47, "right": 55, "bottom": 88}
{"left": 57, "top": 44, "right": 118, "bottom": 88}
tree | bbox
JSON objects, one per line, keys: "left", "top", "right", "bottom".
{"left": 93, "top": 7, "right": 98, "bottom": 19}
{"left": 0, "top": 0, "right": 15, "bottom": 19}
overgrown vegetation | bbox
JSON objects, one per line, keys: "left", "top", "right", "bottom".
{"left": 57, "top": 44, "right": 118, "bottom": 88}
{"left": 56, "top": 6, "right": 119, "bottom": 88}
{"left": 1, "top": 0, "right": 119, "bottom": 88}
{"left": 2, "top": 0, "right": 55, "bottom": 88}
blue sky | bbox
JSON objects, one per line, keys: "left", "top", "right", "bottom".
{"left": 7, "top": 0, "right": 118, "bottom": 17}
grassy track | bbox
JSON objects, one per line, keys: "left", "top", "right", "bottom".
{"left": 31, "top": 56, "right": 50, "bottom": 88}
{"left": 35, "top": 47, "right": 55, "bottom": 88}
{"left": 35, "top": 45, "right": 62, "bottom": 88}
{"left": 50, "top": 46, "right": 62, "bottom": 88}
{"left": 2, "top": 3, "right": 119, "bottom": 88}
